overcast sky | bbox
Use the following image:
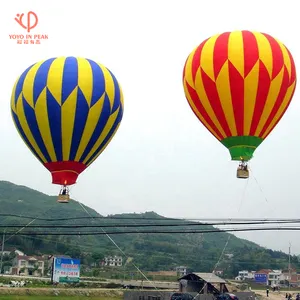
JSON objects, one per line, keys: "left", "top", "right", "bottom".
{"left": 1, "top": 0, "right": 300, "bottom": 258}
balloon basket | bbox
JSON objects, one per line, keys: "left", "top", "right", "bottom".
{"left": 57, "top": 194, "right": 70, "bottom": 203}
{"left": 57, "top": 185, "right": 70, "bottom": 203}
{"left": 237, "top": 168, "right": 249, "bottom": 179}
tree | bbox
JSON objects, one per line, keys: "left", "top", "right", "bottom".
{"left": 92, "top": 268, "right": 100, "bottom": 277}
{"left": 92, "top": 252, "right": 103, "bottom": 266}
{"left": 66, "top": 247, "right": 81, "bottom": 258}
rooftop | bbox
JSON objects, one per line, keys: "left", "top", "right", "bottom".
{"left": 179, "top": 272, "right": 226, "bottom": 284}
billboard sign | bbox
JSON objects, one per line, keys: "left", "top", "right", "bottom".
{"left": 254, "top": 273, "right": 268, "bottom": 284}
{"left": 52, "top": 257, "right": 80, "bottom": 283}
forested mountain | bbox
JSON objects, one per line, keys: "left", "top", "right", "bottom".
{"left": 0, "top": 180, "right": 298, "bottom": 277}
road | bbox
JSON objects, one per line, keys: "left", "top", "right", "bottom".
{"left": 254, "top": 290, "right": 300, "bottom": 300}
{"left": 0, "top": 274, "right": 179, "bottom": 289}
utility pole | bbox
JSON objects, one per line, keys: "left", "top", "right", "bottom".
{"left": 0, "top": 231, "right": 5, "bottom": 275}
{"left": 288, "top": 242, "right": 291, "bottom": 290}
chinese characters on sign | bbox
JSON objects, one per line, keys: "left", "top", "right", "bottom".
{"left": 59, "top": 271, "right": 79, "bottom": 276}
{"left": 9, "top": 11, "right": 49, "bottom": 45}
{"left": 61, "top": 264, "right": 79, "bottom": 269}
{"left": 254, "top": 273, "right": 268, "bottom": 283}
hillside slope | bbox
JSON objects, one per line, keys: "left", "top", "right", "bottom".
{"left": 0, "top": 181, "right": 297, "bottom": 277}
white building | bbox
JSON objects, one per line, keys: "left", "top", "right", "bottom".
{"left": 11, "top": 255, "right": 45, "bottom": 276}
{"left": 1, "top": 248, "right": 24, "bottom": 257}
{"left": 176, "top": 266, "right": 187, "bottom": 276}
{"left": 104, "top": 256, "right": 122, "bottom": 267}
{"left": 235, "top": 270, "right": 256, "bottom": 281}
{"left": 268, "top": 270, "right": 282, "bottom": 286}
{"left": 213, "top": 270, "right": 224, "bottom": 276}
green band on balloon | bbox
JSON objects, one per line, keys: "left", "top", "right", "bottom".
{"left": 221, "top": 136, "right": 264, "bottom": 161}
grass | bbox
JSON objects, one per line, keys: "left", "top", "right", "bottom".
{"left": 0, "top": 297, "right": 121, "bottom": 300}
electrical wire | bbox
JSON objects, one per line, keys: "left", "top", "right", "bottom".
{"left": 76, "top": 201, "right": 163, "bottom": 295}
{"left": 2, "top": 226, "right": 300, "bottom": 235}
{"left": 1, "top": 213, "right": 300, "bottom": 222}
{"left": 0, "top": 220, "right": 300, "bottom": 228}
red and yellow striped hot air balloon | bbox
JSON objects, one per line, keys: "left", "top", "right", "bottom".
{"left": 183, "top": 30, "right": 297, "bottom": 178}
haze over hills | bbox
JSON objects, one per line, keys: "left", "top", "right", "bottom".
{"left": 0, "top": 180, "right": 298, "bottom": 277}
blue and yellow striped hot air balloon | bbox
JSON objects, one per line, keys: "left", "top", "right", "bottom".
{"left": 11, "top": 56, "right": 124, "bottom": 201}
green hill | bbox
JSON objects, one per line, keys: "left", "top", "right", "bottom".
{"left": 0, "top": 180, "right": 297, "bottom": 277}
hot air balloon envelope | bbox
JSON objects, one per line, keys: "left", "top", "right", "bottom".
{"left": 183, "top": 30, "right": 296, "bottom": 162}
{"left": 11, "top": 56, "right": 124, "bottom": 187}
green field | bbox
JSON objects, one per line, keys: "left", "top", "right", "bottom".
{"left": 0, "top": 297, "right": 121, "bottom": 300}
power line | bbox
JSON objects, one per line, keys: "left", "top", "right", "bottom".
{"left": 2, "top": 226, "right": 300, "bottom": 236}
{"left": 1, "top": 220, "right": 300, "bottom": 228}
{"left": 1, "top": 213, "right": 300, "bottom": 222}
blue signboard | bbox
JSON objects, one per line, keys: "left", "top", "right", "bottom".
{"left": 52, "top": 257, "right": 80, "bottom": 283}
{"left": 255, "top": 273, "right": 268, "bottom": 284}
